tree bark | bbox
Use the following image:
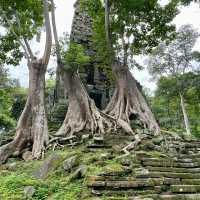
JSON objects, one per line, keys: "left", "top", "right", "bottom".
{"left": 180, "top": 93, "right": 191, "bottom": 135}
{"left": 105, "top": 0, "right": 112, "bottom": 53}
{"left": 105, "top": 62, "right": 160, "bottom": 135}
{"left": 48, "top": 0, "right": 133, "bottom": 140}
{"left": 0, "top": 0, "right": 51, "bottom": 164}
{"left": 0, "top": 61, "right": 49, "bottom": 164}
{"left": 30, "top": 61, "right": 49, "bottom": 158}
{"left": 0, "top": 97, "right": 32, "bottom": 164}
{"left": 104, "top": 0, "right": 160, "bottom": 135}
{"left": 54, "top": 69, "right": 133, "bottom": 137}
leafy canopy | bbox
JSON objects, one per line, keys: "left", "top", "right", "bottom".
{"left": 150, "top": 72, "right": 200, "bottom": 134}
{"left": 0, "top": 0, "right": 43, "bottom": 65}
{"left": 81, "top": 0, "right": 178, "bottom": 69}
{"left": 147, "top": 24, "right": 199, "bottom": 78}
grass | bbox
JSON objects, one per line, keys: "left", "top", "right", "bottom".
{"left": 0, "top": 145, "right": 122, "bottom": 200}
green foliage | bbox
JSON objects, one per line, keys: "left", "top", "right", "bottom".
{"left": 180, "top": 0, "right": 199, "bottom": 5}
{"left": 11, "top": 88, "right": 27, "bottom": 120}
{"left": 0, "top": 147, "right": 109, "bottom": 199}
{"left": 150, "top": 73, "right": 200, "bottom": 135}
{"left": 0, "top": 65, "right": 26, "bottom": 131}
{"left": 64, "top": 43, "right": 90, "bottom": 70}
{"left": 0, "top": 89, "right": 16, "bottom": 131}
{"left": 0, "top": 0, "right": 43, "bottom": 65}
{"left": 82, "top": 0, "right": 178, "bottom": 70}
{"left": 58, "top": 33, "right": 90, "bottom": 71}
{"left": 148, "top": 24, "right": 199, "bottom": 77}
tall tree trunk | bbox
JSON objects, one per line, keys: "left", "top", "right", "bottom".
{"left": 0, "top": 97, "right": 32, "bottom": 164}
{"left": 0, "top": 61, "right": 49, "bottom": 164}
{"left": 0, "top": 0, "right": 51, "bottom": 164}
{"left": 55, "top": 69, "right": 133, "bottom": 137}
{"left": 104, "top": 0, "right": 159, "bottom": 135}
{"left": 50, "top": 0, "right": 133, "bottom": 138}
{"left": 180, "top": 93, "right": 191, "bottom": 135}
{"left": 105, "top": 62, "right": 160, "bottom": 135}
{"left": 30, "top": 61, "right": 49, "bottom": 158}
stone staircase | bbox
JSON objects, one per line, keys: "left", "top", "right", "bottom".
{"left": 86, "top": 134, "right": 200, "bottom": 200}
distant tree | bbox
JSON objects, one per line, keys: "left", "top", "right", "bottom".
{"left": 151, "top": 73, "right": 200, "bottom": 135}
{"left": 0, "top": 64, "right": 24, "bottom": 132}
{"left": 147, "top": 24, "right": 199, "bottom": 135}
{"left": 0, "top": 64, "right": 9, "bottom": 88}
{"left": 181, "top": 0, "right": 200, "bottom": 5}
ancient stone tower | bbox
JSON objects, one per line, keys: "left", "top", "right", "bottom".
{"left": 70, "top": 0, "right": 109, "bottom": 109}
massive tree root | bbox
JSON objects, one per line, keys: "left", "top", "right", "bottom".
{"left": 54, "top": 71, "right": 133, "bottom": 139}
{"left": 0, "top": 61, "right": 49, "bottom": 164}
{"left": 105, "top": 62, "right": 160, "bottom": 135}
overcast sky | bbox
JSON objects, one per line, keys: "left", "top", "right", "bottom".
{"left": 7, "top": 1, "right": 200, "bottom": 91}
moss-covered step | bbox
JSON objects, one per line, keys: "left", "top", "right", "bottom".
{"left": 184, "top": 143, "right": 200, "bottom": 148}
{"left": 91, "top": 189, "right": 157, "bottom": 197}
{"left": 136, "top": 172, "right": 200, "bottom": 179}
{"left": 87, "top": 177, "right": 164, "bottom": 188}
{"left": 142, "top": 161, "right": 200, "bottom": 168}
{"left": 159, "top": 194, "right": 200, "bottom": 200}
{"left": 171, "top": 185, "right": 200, "bottom": 193}
{"left": 178, "top": 153, "right": 200, "bottom": 159}
{"left": 181, "top": 178, "right": 200, "bottom": 185}
{"left": 146, "top": 166, "right": 200, "bottom": 173}
{"left": 129, "top": 194, "right": 200, "bottom": 200}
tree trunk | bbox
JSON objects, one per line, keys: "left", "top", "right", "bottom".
{"left": 0, "top": 97, "right": 32, "bottom": 164}
{"left": 30, "top": 61, "right": 49, "bottom": 159}
{"left": 54, "top": 69, "right": 133, "bottom": 137}
{"left": 0, "top": 61, "right": 48, "bottom": 164}
{"left": 180, "top": 93, "right": 191, "bottom": 135}
{"left": 49, "top": 0, "right": 132, "bottom": 140}
{"left": 105, "top": 62, "right": 160, "bottom": 135}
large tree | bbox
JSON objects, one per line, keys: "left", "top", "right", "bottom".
{"left": 50, "top": 0, "right": 133, "bottom": 140}
{"left": 82, "top": 0, "right": 178, "bottom": 135}
{"left": 147, "top": 24, "right": 199, "bottom": 135}
{"left": 0, "top": 0, "right": 52, "bottom": 164}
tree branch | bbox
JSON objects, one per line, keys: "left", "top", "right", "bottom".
{"left": 50, "top": 0, "right": 61, "bottom": 63}
{"left": 105, "top": 0, "right": 113, "bottom": 56}
{"left": 23, "top": 38, "right": 34, "bottom": 61}
{"left": 15, "top": 11, "right": 34, "bottom": 61}
{"left": 20, "top": 42, "right": 31, "bottom": 63}
{"left": 0, "top": 6, "right": 32, "bottom": 62}
{"left": 42, "top": 0, "right": 52, "bottom": 65}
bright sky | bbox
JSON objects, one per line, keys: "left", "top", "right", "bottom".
{"left": 7, "top": 1, "right": 200, "bottom": 91}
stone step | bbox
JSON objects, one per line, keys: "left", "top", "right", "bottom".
{"left": 171, "top": 185, "right": 200, "bottom": 193}
{"left": 169, "top": 144, "right": 200, "bottom": 149}
{"left": 142, "top": 160, "right": 200, "bottom": 168}
{"left": 97, "top": 168, "right": 132, "bottom": 177}
{"left": 159, "top": 194, "right": 200, "bottom": 200}
{"left": 178, "top": 153, "right": 200, "bottom": 159}
{"left": 87, "top": 177, "right": 164, "bottom": 188}
{"left": 91, "top": 189, "right": 157, "bottom": 197}
{"left": 87, "top": 144, "right": 111, "bottom": 149}
{"left": 87, "top": 176, "right": 182, "bottom": 185}
{"left": 181, "top": 179, "right": 200, "bottom": 185}
{"left": 184, "top": 143, "right": 200, "bottom": 148}
{"left": 147, "top": 166, "right": 200, "bottom": 173}
{"left": 129, "top": 194, "right": 200, "bottom": 200}
{"left": 136, "top": 172, "right": 200, "bottom": 179}
{"left": 140, "top": 157, "right": 200, "bottom": 163}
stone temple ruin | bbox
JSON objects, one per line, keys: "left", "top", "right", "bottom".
{"left": 70, "top": 0, "right": 110, "bottom": 109}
